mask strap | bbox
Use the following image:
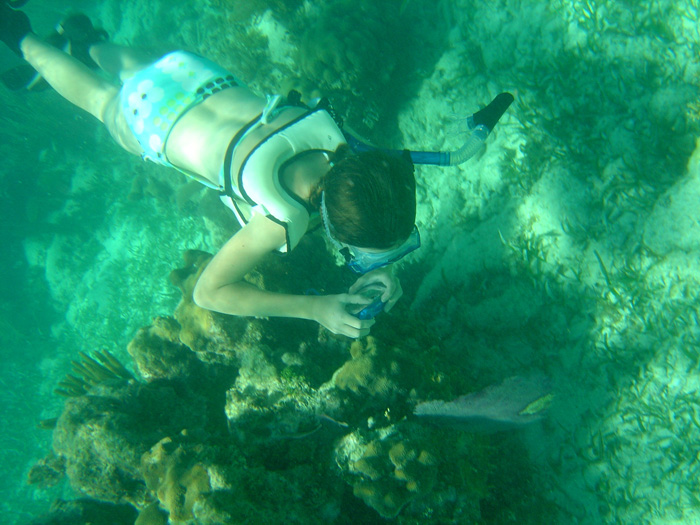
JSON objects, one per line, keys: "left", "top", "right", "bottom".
{"left": 320, "top": 192, "right": 344, "bottom": 252}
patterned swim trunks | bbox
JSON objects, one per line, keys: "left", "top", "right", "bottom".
{"left": 120, "top": 51, "right": 242, "bottom": 165}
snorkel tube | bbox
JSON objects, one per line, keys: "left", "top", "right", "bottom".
{"left": 344, "top": 92, "right": 514, "bottom": 167}
{"left": 445, "top": 92, "right": 514, "bottom": 165}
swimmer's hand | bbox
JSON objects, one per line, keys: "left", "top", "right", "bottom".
{"left": 349, "top": 266, "right": 403, "bottom": 312}
{"left": 312, "top": 293, "right": 376, "bottom": 338}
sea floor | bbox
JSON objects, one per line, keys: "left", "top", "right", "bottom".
{"left": 1, "top": 0, "right": 700, "bottom": 523}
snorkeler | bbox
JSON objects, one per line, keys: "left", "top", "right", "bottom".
{"left": 1, "top": 5, "right": 511, "bottom": 338}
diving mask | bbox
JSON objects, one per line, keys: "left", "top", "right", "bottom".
{"left": 321, "top": 191, "right": 421, "bottom": 274}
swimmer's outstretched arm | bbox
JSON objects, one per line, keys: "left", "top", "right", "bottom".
{"left": 193, "top": 213, "right": 375, "bottom": 339}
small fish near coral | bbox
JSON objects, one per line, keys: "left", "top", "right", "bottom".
{"left": 413, "top": 375, "right": 553, "bottom": 433}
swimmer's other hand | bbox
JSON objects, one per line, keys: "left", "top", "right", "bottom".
{"left": 349, "top": 266, "right": 403, "bottom": 312}
{"left": 312, "top": 293, "right": 375, "bottom": 339}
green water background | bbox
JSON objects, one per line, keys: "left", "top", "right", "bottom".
{"left": 1, "top": 0, "right": 700, "bottom": 522}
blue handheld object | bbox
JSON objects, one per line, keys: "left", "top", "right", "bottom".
{"left": 354, "top": 297, "right": 386, "bottom": 320}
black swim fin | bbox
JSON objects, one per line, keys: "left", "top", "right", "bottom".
{"left": 0, "top": 15, "right": 107, "bottom": 92}
{"left": 56, "top": 13, "right": 108, "bottom": 69}
{"left": 0, "top": 0, "right": 32, "bottom": 57}
{"left": 1, "top": 64, "right": 45, "bottom": 90}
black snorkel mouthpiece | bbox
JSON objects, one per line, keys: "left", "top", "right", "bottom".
{"left": 444, "top": 92, "right": 514, "bottom": 166}
{"left": 472, "top": 92, "right": 515, "bottom": 132}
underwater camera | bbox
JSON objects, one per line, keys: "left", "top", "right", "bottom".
{"left": 348, "top": 283, "right": 386, "bottom": 320}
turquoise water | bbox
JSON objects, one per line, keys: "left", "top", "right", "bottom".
{"left": 1, "top": 0, "right": 700, "bottom": 523}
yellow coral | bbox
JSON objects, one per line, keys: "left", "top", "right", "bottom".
{"left": 353, "top": 458, "right": 383, "bottom": 481}
{"left": 352, "top": 481, "right": 411, "bottom": 519}
{"left": 135, "top": 502, "right": 168, "bottom": 525}
{"left": 333, "top": 358, "right": 373, "bottom": 393}
{"left": 169, "top": 249, "right": 212, "bottom": 299}
{"left": 388, "top": 442, "right": 416, "bottom": 469}
{"left": 417, "top": 450, "right": 437, "bottom": 466}
{"left": 393, "top": 467, "right": 408, "bottom": 481}
{"left": 141, "top": 438, "right": 212, "bottom": 524}
{"left": 349, "top": 336, "right": 377, "bottom": 359}
{"left": 688, "top": 100, "right": 700, "bottom": 122}
{"left": 346, "top": 435, "right": 440, "bottom": 519}
{"left": 353, "top": 481, "right": 376, "bottom": 500}
{"left": 369, "top": 376, "right": 393, "bottom": 396}
{"left": 181, "top": 464, "right": 210, "bottom": 518}
{"left": 332, "top": 336, "right": 405, "bottom": 400}
{"left": 148, "top": 316, "right": 183, "bottom": 343}
{"left": 177, "top": 302, "right": 215, "bottom": 349}
{"left": 363, "top": 442, "right": 379, "bottom": 457}
{"left": 167, "top": 250, "right": 260, "bottom": 361}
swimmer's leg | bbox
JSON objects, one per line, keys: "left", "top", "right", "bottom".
{"left": 1, "top": 12, "right": 104, "bottom": 91}
{"left": 56, "top": 14, "right": 158, "bottom": 81}
{"left": 2, "top": 7, "right": 114, "bottom": 118}
{"left": 88, "top": 42, "right": 159, "bottom": 82}
{"left": 20, "top": 34, "right": 141, "bottom": 154}
{"left": 21, "top": 34, "right": 116, "bottom": 121}
{"left": 2, "top": 7, "right": 141, "bottom": 153}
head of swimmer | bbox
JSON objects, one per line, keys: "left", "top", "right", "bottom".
{"left": 311, "top": 146, "right": 416, "bottom": 250}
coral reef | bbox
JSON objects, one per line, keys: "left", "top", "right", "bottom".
{"left": 335, "top": 423, "right": 489, "bottom": 521}
{"left": 50, "top": 378, "right": 209, "bottom": 505}
{"left": 8, "top": 0, "right": 700, "bottom": 521}
{"left": 127, "top": 316, "right": 199, "bottom": 382}
{"left": 341, "top": 431, "right": 439, "bottom": 519}
{"left": 28, "top": 250, "right": 540, "bottom": 522}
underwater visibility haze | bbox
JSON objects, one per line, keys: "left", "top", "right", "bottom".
{"left": 1, "top": 0, "right": 700, "bottom": 523}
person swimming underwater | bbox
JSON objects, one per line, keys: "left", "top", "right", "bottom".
{"left": 0, "top": 6, "right": 425, "bottom": 338}
{"left": 0, "top": 4, "right": 511, "bottom": 338}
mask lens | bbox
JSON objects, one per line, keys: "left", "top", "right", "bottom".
{"left": 347, "top": 226, "right": 421, "bottom": 274}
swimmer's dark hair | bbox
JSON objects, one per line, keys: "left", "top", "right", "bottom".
{"left": 311, "top": 145, "right": 416, "bottom": 249}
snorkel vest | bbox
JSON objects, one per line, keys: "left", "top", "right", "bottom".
{"left": 220, "top": 108, "right": 346, "bottom": 253}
